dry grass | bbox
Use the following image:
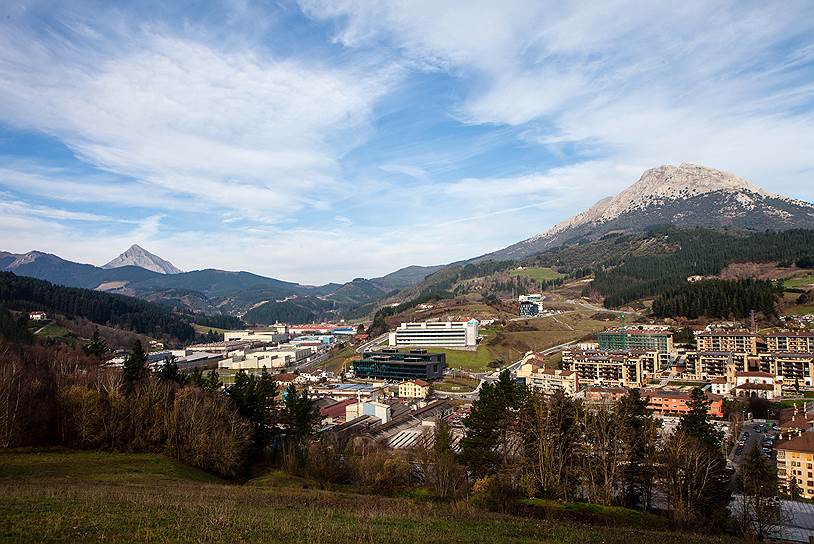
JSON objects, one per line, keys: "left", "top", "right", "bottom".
{"left": 0, "top": 450, "right": 740, "bottom": 544}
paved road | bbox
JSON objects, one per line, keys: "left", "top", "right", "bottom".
{"left": 356, "top": 333, "right": 388, "bottom": 353}
{"left": 729, "top": 420, "right": 777, "bottom": 466}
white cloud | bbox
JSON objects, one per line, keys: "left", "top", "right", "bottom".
{"left": 0, "top": 27, "right": 395, "bottom": 222}
{"left": 301, "top": 1, "right": 814, "bottom": 203}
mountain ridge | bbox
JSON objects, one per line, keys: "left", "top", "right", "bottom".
{"left": 479, "top": 163, "right": 814, "bottom": 261}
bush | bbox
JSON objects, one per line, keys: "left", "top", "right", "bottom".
{"left": 470, "top": 474, "right": 517, "bottom": 513}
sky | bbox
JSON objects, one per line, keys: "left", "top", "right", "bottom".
{"left": 0, "top": 1, "right": 813, "bottom": 284}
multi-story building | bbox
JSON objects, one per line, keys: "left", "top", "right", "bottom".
{"left": 684, "top": 351, "right": 748, "bottom": 380}
{"left": 773, "top": 352, "right": 814, "bottom": 387}
{"left": 388, "top": 320, "right": 479, "bottom": 347}
{"left": 353, "top": 349, "right": 446, "bottom": 381}
{"left": 766, "top": 332, "right": 814, "bottom": 353}
{"left": 218, "top": 346, "right": 312, "bottom": 371}
{"left": 597, "top": 328, "right": 675, "bottom": 356}
{"left": 561, "top": 348, "right": 656, "bottom": 388}
{"left": 519, "top": 301, "right": 540, "bottom": 317}
{"left": 776, "top": 433, "right": 814, "bottom": 499}
{"left": 695, "top": 329, "right": 757, "bottom": 355}
{"left": 398, "top": 379, "right": 431, "bottom": 399}
{"left": 642, "top": 389, "right": 724, "bottom": 418}
{"left": 223, "top": 328, "right": 289, "bottom": 344}
{"left": 524, "top": 368, "right": 580, "bottom": 396}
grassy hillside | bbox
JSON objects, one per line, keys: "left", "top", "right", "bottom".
{"left": 0, "top": 450, "right": 738, "bottom": 544}
{"left": 509, "top": 267, "right": 564, "bottom": 282}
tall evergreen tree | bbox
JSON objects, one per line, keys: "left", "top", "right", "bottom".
{"left": 226, "top": 369, "right": 278, "bottom": 450}
{"left": 122, "top": 339, "right": 148, "bottom": 389}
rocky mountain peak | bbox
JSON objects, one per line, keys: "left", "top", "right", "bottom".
{"left": 103, "top": 245, "right": 182, "bottom": 274}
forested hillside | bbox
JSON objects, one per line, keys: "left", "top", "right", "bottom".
{"left": 652, "top": 279, "right": 782, "bottom": 318}
{"left": 583, "top": 228, "right": 814, "bottom": 308}
{"left": 0, "top": 272, "right": 196, "bottom": 341}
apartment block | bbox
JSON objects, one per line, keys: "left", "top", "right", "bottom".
{"left": 597, "top": 328, "right": 675, "bottom": 355}
{"left": 561, "top": 348, "right": 654, "bottom": 388}
{"left": 388, "top": 320, "right": 479, "bottom": 347}
{"left": 773, "top": 352, "right": 814, "bottom": 387}
{"left": 766, "top": 332, "right": 814, "bottom": 353}
{"left": 695, "top": 329, "right": 757, "bottom": 355}
{"left": 777, "top": 433, "right": 814, "bottom": 499}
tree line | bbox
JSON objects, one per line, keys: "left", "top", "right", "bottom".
{"left": 652, "top": 278, "right": 782, "bottom": 319}
{"left": 0, "top": 271, "right": 196, "bottom": 342}
{"left": 0, "top": 336, "right": 319, "bottom": 478}
{"left": 458, "top": 372, "right": 781, "bottom": 537}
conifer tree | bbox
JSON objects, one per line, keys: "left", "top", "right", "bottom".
{"left": 122, "top": 339, "right": 148, "bottom": 389}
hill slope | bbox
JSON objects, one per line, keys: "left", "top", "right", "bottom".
{"left": 0, "top": 450, "right": 739, "bottom": 544}
{"left": 483, "top": 163, "right": 814, "bottom": 261}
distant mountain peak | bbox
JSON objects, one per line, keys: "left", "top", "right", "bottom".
{"left": 479, "top": 163, "right": 814, "bottom": 262}
{"left": 103, "top": 245, "right": 182, "bottom": 274}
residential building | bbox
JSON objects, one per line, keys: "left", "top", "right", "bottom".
{"left": 684, "top": 351, "right": 748, "bottom": 380}
{"left": 399, "top": 379, "right": 431, "bottom": 399}
{"left": 643, "top": 389, "right": 724, "bottom": 418}
{"left": 582, "top": 386, "right": 628, "bottom": 406}
{"left": 28, "top": 311, "right": 47, "bottom": 321}
{"left": 776, "top": 432, "right": 814, "bottom": 499}
{"left": 561, "top": 348, "right": 660, "bottom": 387}
{"left": 695, "top": 329, "right": 757, "bottom": 355}
{"left": 773, "top": 352, "right": 814, "bottom": 387}
{"left": 354, "top": 349, "right": 445, "bottom": 381}
{"left": 766, "top": 332, "right": 814, "bottom": 353}
{"left": 597, "top": 328, "right": 675, "bottom": 355}
{"left": 522, "top": 368, "right": 580, "bottom": 396}
{"left": 388, "top": 320, "right": 479, "bottom": 347}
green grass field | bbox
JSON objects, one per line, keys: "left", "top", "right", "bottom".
{"left": 784, "top": 274, "right": 814, "bottom": 290}
{"left": 318, "top": 345, "right": 359, "bottom": 373}
{"left": 509, "top": 267, "right": 565, "bottom": 282}
{"left": 192, "top": 323, "right": 230, "bottom": 335}
{"left": 33, "top": 322, "right": 70, "bottom": 338}
{"left": 432, "top": 375, "right": 480, "bottom": 393}
{"left": 0, "top": 450, "right": 739, "bottom": 544}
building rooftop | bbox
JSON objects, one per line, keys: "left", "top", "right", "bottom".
{"left": 736, "top": 371, "right": 773, "bottom": 377}
{"left": 775, "top": 431, "right": 814, "bottom": 453}
{"left": 735, "top": 383, "right": 775, "bottom": 390}
{"left": 405, "top": 379, "right": 430, "bottom": 387}
{"left": 696, "top": 330, "right": 755, "bottom": 337}
{"left": 767, "top": 331, "right": 814, "bottom": 338}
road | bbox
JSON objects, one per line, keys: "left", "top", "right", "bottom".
{"left": 356, "top": 333, "right": 388, "bottom": 353}
{"left": 729, "top": 419, "right": 777, "bottom": 466}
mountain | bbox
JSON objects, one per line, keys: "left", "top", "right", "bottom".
{"left": 0, "top": 250, "right": 438, "bottom": 322}
{"left": 103, "top": 245, "right": 183, "bottom": 274}
{"left": 482, "top": 163, "right": 814, "bottom": 261}
{"left": 370, "top": 264, "right": 445, "bottom": 291}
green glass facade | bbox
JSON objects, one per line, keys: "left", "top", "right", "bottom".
{"left": 353, "top": 350, "right": 446, "bottom": 381}
{"left": 597, "top": 330, "right": 671, "bottom": 352}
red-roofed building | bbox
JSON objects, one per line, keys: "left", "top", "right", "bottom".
{"left": 399, "top": 379, "right": 430, "bottom": 399}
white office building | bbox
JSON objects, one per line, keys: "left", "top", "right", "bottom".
{"left": 388, "top": 320, "right": 479, "bottom": 348}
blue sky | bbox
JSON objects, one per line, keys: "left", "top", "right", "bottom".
{"left": 1, "top": 1, "right": 813, "bottom": 284}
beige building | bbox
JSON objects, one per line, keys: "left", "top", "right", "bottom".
{"left": 766, "top": 332, "right": 814, "bottom": 353}
{"left": 399, "top": 379, "right": 430, "bottom": 399}
{"left": 695, "top": 329, "right": 757, "bottom": 355}
{"left": 776, "top": 433, "right": 814, "bottom": 499}
{"left": 561, "top": 348, "right": 654, "bottom": 388}
{"left": 218, "top": 346, "right": 311, "bottom": 371}
{"left": 223, "top": 327, "right": 289, "bottom": 344}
